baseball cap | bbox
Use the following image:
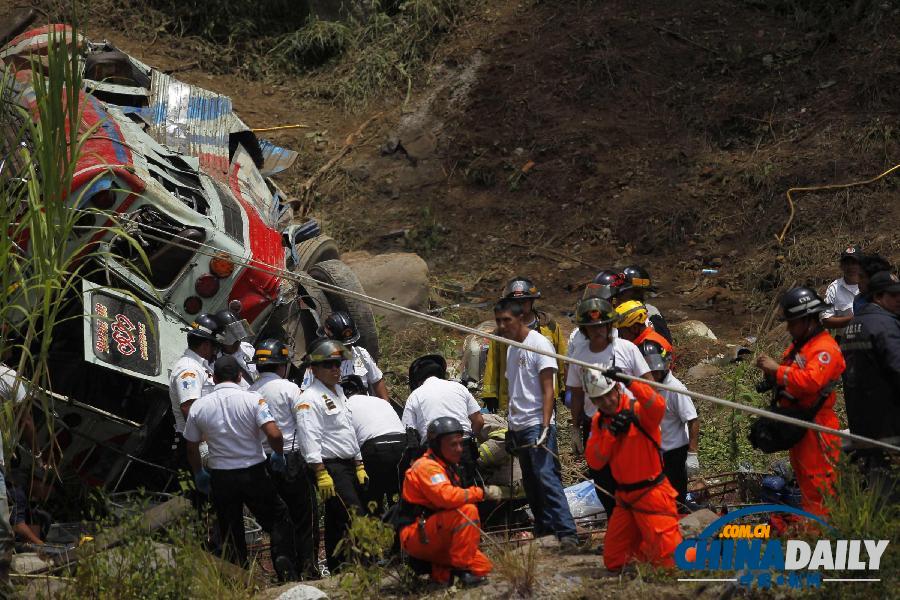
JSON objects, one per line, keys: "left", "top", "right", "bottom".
{"left": 868, "top": 271, "right": 900, "bottom": 295}
{"left": 839, "top": 245, "right": 862, "bottom": 261}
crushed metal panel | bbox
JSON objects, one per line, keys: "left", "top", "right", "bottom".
{"left": 258, "top": 137, "right": 299, "bottom": 176}
{"left": 147, "top": 70, "right": 232, "bottom": 179}
{"left": 231, "top": 144, "right": 281, "bottom": 229}
{"left": 81, "top": 280, "right": 186, "bottom": 387}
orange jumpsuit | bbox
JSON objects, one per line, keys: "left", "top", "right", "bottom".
{"left": 400, "top": 450, "right": 492, "bottom": 583}
{"left": 775, "top": 330, "right": 845, "bottom": 517}
{"left": 585, "top": 380, "right": 682, "bottom": 571}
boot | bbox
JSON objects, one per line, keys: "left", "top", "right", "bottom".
{"left": 273, "top": 555, "right": 299, "bottom": 582}
{"left": 450, "top": 570, "right": 487, "bottom": 588}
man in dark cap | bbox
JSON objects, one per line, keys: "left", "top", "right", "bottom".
{"left": 184, "top": 355, "right": 298, "bottom": 581}
{"left": 841, "top": 271, "right": 900, "bottom": 485}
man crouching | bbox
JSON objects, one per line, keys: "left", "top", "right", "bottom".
{"left": 399, "top": 417, "right": 504, "bottom": 587}
{"left": 582, "top": 366, "right": 682, "bottom": 571}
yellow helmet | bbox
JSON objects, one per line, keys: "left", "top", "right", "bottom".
{"left": 614, "top": 300, "right": 648, "bottom": 329}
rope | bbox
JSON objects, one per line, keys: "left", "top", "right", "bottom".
{"left": 777, "top": 162, "right": 900, "bottom": 244}
{"left": 93, "top": 215, "right": 900, "bottom": 455}
{"left": 250, "top": 124, "right": 310, "bottom": 133}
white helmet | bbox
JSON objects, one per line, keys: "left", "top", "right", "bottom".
{"left": 581, "top": 365, "right": 616, "bottom": 399}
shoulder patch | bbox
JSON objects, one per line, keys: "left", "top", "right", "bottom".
{"left": 258, "top": 398, "right": 267, "bottom": 406}
{"left": 180, "top": 371, "right": 197, "bottom": 379}
{"left": 429, "top": 473, "right": 447, "bottom": 485}
{"left": 818, "top": 351, "right": 831, "bottom": 365}
{"left": 296, "top": 402, "right": 310, "bottom": 410}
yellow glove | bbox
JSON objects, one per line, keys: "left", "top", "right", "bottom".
{"left": 356, "top": 463, "right": 369, "bottom": 488}
{"left": 316, "top": 469, "right": 336, "bottom": 500}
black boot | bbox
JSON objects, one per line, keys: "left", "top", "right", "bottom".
{"left": 450, "top": 570, "right": 487, "bottom": 588}
{"left": 274, "top": 555, "right": 299, "bottom": 582}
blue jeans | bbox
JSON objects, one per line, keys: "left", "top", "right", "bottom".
{"left": 511, "top": 425, "right": 577, "bottom": 539}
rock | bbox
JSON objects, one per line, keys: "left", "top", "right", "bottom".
{"left": 679, "top": 509, "right": 720, "bottom": 538}
{"left": 686, "top": 362, "right": 720, "bottom": 381}
{"left": 12, "top": 552, "right": 50, "bottom": 574}
{"left": 671, "top": 320, "right": 717, "bottom": 340}
{"left": 341, "top": 251, "right": 430, "bottom": 331}
{"left": 557, "top": 260, "right": 575, "bottom": 271}
{"left": 277, "top": 584, "right": 329, "bottom": 600}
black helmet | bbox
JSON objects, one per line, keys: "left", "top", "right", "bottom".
{"left": 575, "top": 297, "right": 617, "bottom": 327}
{"left": 340, "top": 374, "right": 367, "bottom": 396}
{"left": 503, "top": 277, "right": 541, "bottom": 300}
{"left": 185, "top": 314, "right": 220, "bottom": 342}
{"left": 409, "top": 354, "right": 447, "bottom": 391}
{"left": 426, "top": 416, "right": 465, "bottom": 452}
{"left": 305, "top": 337, "right": 352, "bottom": 364}
{"left": 622, "top": 265, "right": 656, "bottom": 292}
{"left": 779, "top": 287, "right": 830, "bottom": 321}
{"left": 638, "top": 339, "right": 672, "bottom": 373}
{"left": 214, "top": 309, "right": 253, "bottom": 345}
{"left": 318, "top": 311, "right": 360, "bottom": 345}
{"left": 253, "top": 338, "right": 291, "bottom": 365}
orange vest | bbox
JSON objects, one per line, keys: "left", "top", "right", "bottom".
{"left": 634, "top": 326, "right": 674, "bottom": 355}
{"left": 402, "top": 450, "right": 485, "bottom": 510}
{"left": 775, "top": 330, "right": 845, "bottom": 415}
{"left": 584, "top": 381, "right": 666, "bottom": 486}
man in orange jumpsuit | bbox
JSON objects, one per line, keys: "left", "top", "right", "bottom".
{"left": 755, "top": 287, "right": 845, "bottom": 517}
{"left": 400, "top": 416, "right": 504, "bottom": 587}
{"left": 582, "top": 366, "right": 682, "bottom": 571}
{"left": 614, "top": 300, "right": 674, "bottom": 355}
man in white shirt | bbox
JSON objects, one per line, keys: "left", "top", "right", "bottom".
{"left": 495, "top": 300, "right": 578, "bottom": 550}
{"left": 248, "top": 339, "right": 318, "bottom": 579}
{"left": 342, "top": 375, "right": 406, "bottom": 516}
{"left": 296, "top": 338, "right": 369, "bottom": 573}
{"left": 402, "top": 354, "right": 484, "bottom": 485}
{"left": 564, "top": 297, "right": 651, "bottom": 520}
{"left": 637, "top": 340, "right": 699, "bottom": 506}
{"left": 168, "top": 314, "right": 219, "bottom": 466}
{"left": 183, "top": 356, "right": 297, "bottom": 581}
{"left": 821, "top": 245, "right": 862, "bottom": 330}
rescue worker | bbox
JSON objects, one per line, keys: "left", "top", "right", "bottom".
{"left": 840, "top": 271, "right": 900, "bottom": 479}
{"left": 613, "top": 266, "right": 673, "bottom": 345}
{"left": 754, "top": 287, "right": 845, "bottom": 517}
{"left": 637, "top": 340, "right": 699, "bottom": 507}
{"left": 582, "top": 367, "right": 682, "bottom": 570}
{"left": 853, "top": 254, "right": 893, "bottom": 314}
{"left": 566, "top": 270, "right": 621, "bottom": 362}
{"left": 400, "top": 416, "right": 503, "bottom": 587}
{"left": 248, "top": 339, "right": 319, "bottom": 579}
{"left": 307, "top": 311, "right": 388, "bottom": 400}
{"left": 565, "top": 297, "right": 651, "bottom": 519}
{"left": 296, "top": 338, "right": 368, "bottom": 573}
{"left": 614, "top": 301, "right": 674, "bottom": 354}
{"left": 215, "top": 309, "right": 257, "bottom": 386}
{"left": 183, "top": 356, "right": 298, "bottom": 580}
{"left": 168, "top": 314, "right": 219, "bottom": 459}
{"left": 342, "top": 374, "right": 407, "bottom": 516}
{"left": 482, "top": 278, "right": 566, "bottom": 413}
{"left": 820, "top": 245, "right": 862, "bottom": 330}
{"left": 495, "top": 300, "right": 578, "bottom": 549}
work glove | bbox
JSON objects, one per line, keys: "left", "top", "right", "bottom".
{"left": 570, "top": 422, "right": 584, "bottom": 455}
{"left": 535, "top": 426, "right": 550, "bottom": 448}
{"left": 604, "top": 366, "right": 628, "bottom": 384}
{"left": 316, "top": 469, "right": 336, "bottom": 501}
{"left": 482, "top": 485, "right": 507, "bottom": 502}
{"left": 270, "top": 452, "right": 286, "bottom": 473}
{"left": 686, "top": 452, "right": 700, "bottom": 477}
{"left": 194, "top": 468, "right": 211, "bottom": 495}
{"left": 608, "top": 409, "right": 635, "bottom": 436}
{"left": 356, "top": 464, "right": 369, "bottom": 489}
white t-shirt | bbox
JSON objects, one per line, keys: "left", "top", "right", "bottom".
{"left": 567, "top": 325, "right": 618, "bottom": 356}
{"left": 183, "top": 382, "right": 274, "bottom": 470}
{"left": 296, "top": 378, "right": 361, "bottom": 464}
{"left": 506, "top": 329, "right": 559, "bottom": 431}
{"left": 821, "top": 277, "right": 859, "bottom": 319}
{"left": 659, "top": 372, "right": 697, "bottom": 451}
{"left": 168, "top": 349, "right": 214, "bottom": 434}
{"left": 566, "top": 337, "right": 650, "bottom": 417}
{"left": 0, "top": 366, "right": 29, "bottom": 467}
{"left": 249, "top": 371, "right": 303, "bottom": 454}
{"left": 402, "top": 377, "right": 481, "bottom": 441}
{"left": 300, "top": 346, "right": 383, "bottom": 391}
{"left": 347, "top": 394, "right": 405, "bottom": 445}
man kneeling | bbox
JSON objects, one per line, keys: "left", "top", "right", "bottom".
{"left": 582, "top": 367, "right": 682, "bottom": 570}
{"left": 400, "top": 417, "right": 503, "bottom": 587}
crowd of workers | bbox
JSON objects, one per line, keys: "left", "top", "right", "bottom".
{"left": 0, "top": 245, "right": 897, "bottom": 588}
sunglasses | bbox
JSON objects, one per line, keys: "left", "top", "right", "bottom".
{"left": 317, "top": 360, "right": 342, "bottom": 370}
